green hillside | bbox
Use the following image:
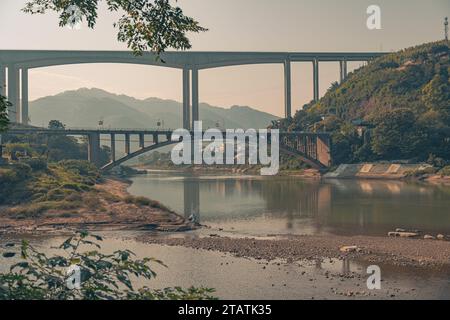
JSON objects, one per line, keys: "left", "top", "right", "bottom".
{"left": 29, "top": 88, "right": 278, "bottom": 130}
{"left": 279, "top": 41, "right": 450, "bottom": 164}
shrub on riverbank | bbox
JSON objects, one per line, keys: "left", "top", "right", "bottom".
{"left": 0, "top": 231, "right": 216, "bottom": 300}
{"left": 0, "top": 160, "right": 100, "bottom": 211}
{"left": 124, "top": 195, "right": 172, "bottom": 211}
{"left": 404, "top": 166, "right": 438, "bottom": 178}
{"left": 439, "top": 166, "right": 450, "bottom": 176}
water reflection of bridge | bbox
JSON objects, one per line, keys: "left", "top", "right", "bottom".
{"left": 179, "top": 177, "right": 450, "bottom": 235}
{"left": 183, "top": 178, "right": 200, "bottom": 223}
{"left": 181, "top": 176, "right": 332, "bottom": 227}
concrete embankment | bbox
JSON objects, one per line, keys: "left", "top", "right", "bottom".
{"left": 324, "top": 163, "right": 432, "bottom": 180}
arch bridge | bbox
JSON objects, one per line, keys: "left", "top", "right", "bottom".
{"left": 5, "top": 127, "right": 332, "bottom": 171}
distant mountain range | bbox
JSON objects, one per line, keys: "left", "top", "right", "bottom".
{"left": 29, "top": 88, "right": 279, "bottom": 130}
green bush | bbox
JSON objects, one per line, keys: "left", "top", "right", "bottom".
{"left": 439, "top": 166, "right": 450, "bottom": 176}
{"left": 405, "top": 166, "right": 438, "bottom": 177}
{"left": 0, "top": 231, "right": 216, "bottom": 300}
{"left": 11, "top": 163, "right": 32, "bottom": 180}
{"left": 4, "top": 143, "right": 34, "bottom": 158}
{"left": 122, "top": 195, "right": 171, "bottom": 211}
{"left": 134, "top": 196, "right": 151, "bottom": 206}
{"left": 123, "top": 195, "right": 134, "bottom": 204}
{"left": 23, "top": 158, "right": 48, "bottom": 171}
{"left": 58, "top": 160, "right": 100, "bottom": 180}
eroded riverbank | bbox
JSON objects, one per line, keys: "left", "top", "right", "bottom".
{"left": 0, "top": 178, "right": 193, "bottom": 233}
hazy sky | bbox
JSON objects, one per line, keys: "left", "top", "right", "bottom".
{"left": 0, "top": 0, "right": 449, "bottom": 116}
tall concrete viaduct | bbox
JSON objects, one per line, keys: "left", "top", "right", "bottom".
{"left": 0, "top": 50, "right": 386, "bottom": 128}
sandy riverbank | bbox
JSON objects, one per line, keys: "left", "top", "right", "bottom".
{"left": 0, "top": 178, "right": 193, "bottom": 233}
{"left": 139, "top": 233, "right": 450, "bottom": 270}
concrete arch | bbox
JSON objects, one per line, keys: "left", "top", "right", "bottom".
{"left": 100, "top": 140, "right": 327, "bottom": 172}
{"left": 101, "top": 140, "right": 178, "bottom": 172}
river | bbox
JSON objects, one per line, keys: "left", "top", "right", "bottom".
{"left": 128, "top": 171, "right": 450, "bottom": 237}
{"left": 1, "top": 171, "right": 450, "bottom": 299}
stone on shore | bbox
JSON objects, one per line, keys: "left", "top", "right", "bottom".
{"left": 340, "top": 246, "right": 359, "bottom": 253}
{"left": 424, "top": 235, "right": 435, "bottom": 240}
{"left": 388, "top": 231, "right": 419, "bottom": 238}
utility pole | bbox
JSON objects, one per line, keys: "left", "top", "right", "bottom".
{"left": 445, "top": 17, "right": 449, "bottom": 42}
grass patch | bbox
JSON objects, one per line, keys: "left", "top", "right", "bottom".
{"left": 1, "top": 160, "right": 102, "bottom": 216}
{"left": 439, "top": 166, "right": 450, "bottom": 176}
{"left": 405, "top": 166, "right": 438, "bottom": 177}
{"left": 6, "top": 201, "right": 82, "bottom": 218}
{"left": 122, "top": 195, "right": 172, "bottom": 211}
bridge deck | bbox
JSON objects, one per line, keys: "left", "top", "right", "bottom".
{"left": 0, "top": 50, "right": 388, "bottom": 70}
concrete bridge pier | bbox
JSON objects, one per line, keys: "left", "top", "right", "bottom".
{"left": 125, "top": 133, "right": 131, "bottom": 155}
{"left": 139, "top": 133, "right": 145, "bottom": 149}
{"left": 340, "top": 59, "right": 348, "bottom": 83}
{"left": 313, "top": 59, "right": 320, "bottom": 102}
{"left": 0, "top": 65, "right": 6, "bottom": 96}
{"left": 284, "top": 59, "right": 292, "bottom": 118}
{"left": 110, "top": 134, "right": 116, "bottom": 162}
{"left": 191, "top": 67, "right": 199, "bottom": 128}
{"left": 153, "top": 134, "right": 159, "bottom": 144}
{"left": 21, "top": 68, "right": 29, "bottom": 125}
{"left": 1, "top": 65, "right": 28, "bottom": 124}
{"left": 0, "top": 65, "right": 29, "bottom": 124}
{"left": 7, "top": 65, "right": 20, "bottom": 123}
{"left": 183, "top": 68, "right": 191, "bottom": 130}
{"left": 88, "top": 133, "right": 101, "bottom": 167}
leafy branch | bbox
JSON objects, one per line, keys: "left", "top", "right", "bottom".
{"left": 22, "top": 0, "right": 208, "bottom": 56}
{"left": 0, "top": 230, "right": 216, "bottom": 300}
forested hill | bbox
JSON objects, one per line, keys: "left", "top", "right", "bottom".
{"left": 279, "top": 41, "right": 450, "bottom": 164}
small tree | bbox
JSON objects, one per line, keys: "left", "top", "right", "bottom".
{"left": 422, "top": 73, "right": 450, "bottom": 117}
{"left": 0, "top": 94, "right": 10, "bottom": 132}
{"left": 0, "top": 231, "right": 216, "bottom": 300}
{"left": 371, "top": 109, "right": 426, "bottom": 160}
{"left": 48, "top": 120, "right": 66, "bottom": 130}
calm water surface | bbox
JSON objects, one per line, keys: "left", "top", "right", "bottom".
{"left": 128, "top": 171, "right": 450, "bottom": 237}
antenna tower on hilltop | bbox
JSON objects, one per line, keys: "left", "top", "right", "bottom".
{"left": 445, "top": 17, "right": 449, "bottom": 41}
